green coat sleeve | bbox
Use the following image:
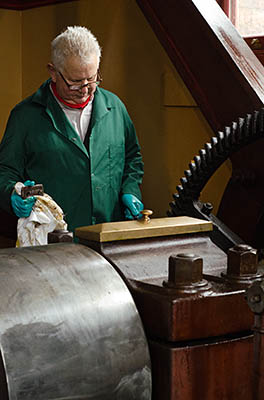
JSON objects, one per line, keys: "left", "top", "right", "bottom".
{"left": 121, "top": 110, "right": 144, "bottom": 200}
{"left": 0, "top": 107, "right": 28, "bottom": 214}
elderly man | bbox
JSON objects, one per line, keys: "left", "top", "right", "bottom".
{"left": 0, "top": 26, "right": 144, "bottom": 236}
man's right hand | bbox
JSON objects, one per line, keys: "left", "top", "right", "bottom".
{"left": 11, "top": 181, "right": 36, "bottom": 218}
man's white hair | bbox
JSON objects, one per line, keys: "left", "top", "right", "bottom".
{"left": 51, "top": 26, "right": 102, "bottom": 70}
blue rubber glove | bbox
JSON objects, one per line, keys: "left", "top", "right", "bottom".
{"left": 11, "top": 181, "right": 36, "bottom": 218}
{"left": 122, "top": 194, "right": 144, "bottom": 220}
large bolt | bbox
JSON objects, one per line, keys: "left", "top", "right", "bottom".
{"left": 227, "top": 244, "right": 258, "bottom": 276}
{"left": 201, "top": 202, "right": 213, "bottom": 216}
{"left": 167, "top": 253, "right": 203, "bottom": 287}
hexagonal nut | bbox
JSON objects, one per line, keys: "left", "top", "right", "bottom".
{"left": 48, "top": 230, "right": 73, "bottom": 243}
{"left": 168, "top": 253, "right": 203, "bottom": 285}
{"left": 227, "top": 244, "right": 257, "bottom": 276}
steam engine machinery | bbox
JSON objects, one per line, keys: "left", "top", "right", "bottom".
{"left": 0, "top": 213, "right": 262, "bottom": 399}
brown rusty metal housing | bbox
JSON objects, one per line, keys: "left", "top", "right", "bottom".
{"left": 76, "top": 216, "right": 263, "bottom": 399}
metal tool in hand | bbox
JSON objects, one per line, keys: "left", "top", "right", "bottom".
{"left": 21, "top": 184, "right": 44, "bottom": 199}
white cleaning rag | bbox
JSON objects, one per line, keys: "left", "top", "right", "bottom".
{"left": 15, "top": 183, "right": 67, "bottom": 246}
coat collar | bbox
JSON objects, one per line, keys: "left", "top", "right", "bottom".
{"left": 32, "top": 79, "right": 115, "bottom": 119}
{"left": 90, "top": 85, "right": 114, "bottom": 128}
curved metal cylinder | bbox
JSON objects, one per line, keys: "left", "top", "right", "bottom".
{"left": 0, "top": 243, "right": 151, "bottom": 400}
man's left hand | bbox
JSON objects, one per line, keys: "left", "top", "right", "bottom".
{"left": 122, "top": 194, "right": 144, "bottom": 220}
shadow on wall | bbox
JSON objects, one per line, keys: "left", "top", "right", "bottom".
{"left": 107, "top": 0, "right": 172, "bottom": 218}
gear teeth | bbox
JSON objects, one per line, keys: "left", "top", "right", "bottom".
{"left": 216, "top": 131, "right": 224, "bottom": 153}
{"left": 184, "top": 169, "right": 198, "bottom": 193}
{"left": 211, "top": 137, "right": 218, "bottom": 158}
{"left": 224, "top": 126, "right": 231, "bottom": 148}
{"left": 251, "top": 110, "right": 259, "bottom": 137}
{"left": 244, "top": 114, "right": 251, "bottom": 137}
{"left": 184, "top": 169, "right": 192, "bottom": 182}
{"left": 231, "top": 121, "right": 237, "bottom": 145}
{"left": 189, "top": 161, "right": 198, "bottom": 180}
{"left": 236, "top": 117, "right": 244, "bottom": 142}
{"left": 180, "top": 176, "right": 189, "bottom": 193}
{"left": 168, "top": 109, "right": 264, "bottom": 218}
{"left": 205, "top": 142, "right": 212, "bottom": 163}
{"left": 194, "top": 155, "right": 202, "bottom": 173}
{"left": 176, "top": 184, "right": 185, "bottom": 198}
{"left": 170, "top": 194, "right": 185, "bottom": 214}
{"left": 199, "top": 149, "right": 207, "bottom": 169}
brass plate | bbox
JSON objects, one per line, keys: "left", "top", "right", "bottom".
{"left": 75, "top": 216, "right": 212, "bottom": 242}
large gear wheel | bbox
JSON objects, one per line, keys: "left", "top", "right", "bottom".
{"left": 168, "top": 108, "right": 264, "bottom": 253}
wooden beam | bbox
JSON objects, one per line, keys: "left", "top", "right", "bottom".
{"left": 0, "top": 0, "right": 78, "bottom": 10}
{"left": 136, "top": 0, "right": 264, "bottom": 131}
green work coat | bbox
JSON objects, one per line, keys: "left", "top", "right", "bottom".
{"left": 0, "top": 80, "right": 144, "bottom": 233}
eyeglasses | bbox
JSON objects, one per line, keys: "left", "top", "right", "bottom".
{"left": 58, "top": 69, "right": 102, "bottom": 91}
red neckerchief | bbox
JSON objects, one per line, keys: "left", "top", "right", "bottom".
{"left": 51, "top": 81, "right": 91, "bottom": 109}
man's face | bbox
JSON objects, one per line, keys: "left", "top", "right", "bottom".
{"left": 49, "top": 54, "right": 99, "bottom": 104}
